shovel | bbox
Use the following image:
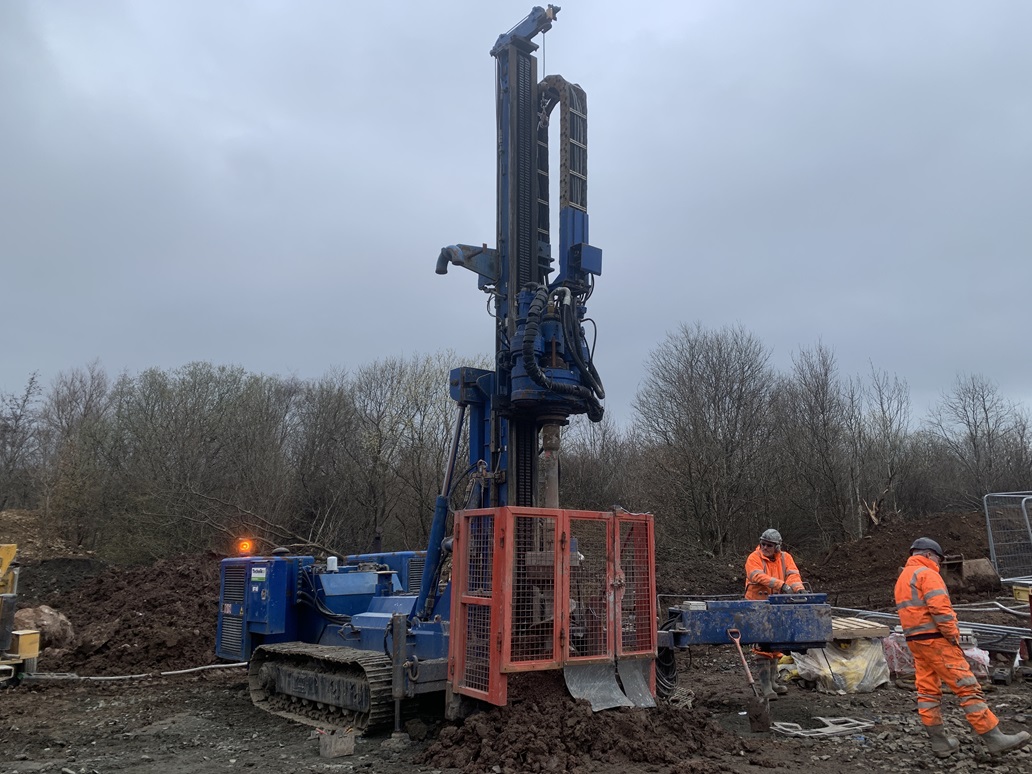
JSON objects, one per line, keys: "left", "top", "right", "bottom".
{"left": 728, "top": 628, "right": 771, "bottom": 732}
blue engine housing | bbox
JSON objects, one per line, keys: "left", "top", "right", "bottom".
{"left": 216, "top": 551, "right": 448, "bottom": 663}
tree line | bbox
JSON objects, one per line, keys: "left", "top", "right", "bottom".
{"left": 1, "top": 324, "right": 1029, "bottom": 563}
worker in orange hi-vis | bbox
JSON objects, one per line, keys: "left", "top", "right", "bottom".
{"left": 895, "top": 537, "right": 1030, "bottom": 758}
{"left": 743, "top": 528, "right": 805, "bottom": 700}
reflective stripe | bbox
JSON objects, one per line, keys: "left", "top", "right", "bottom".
{"left": 931, "top": 613, "right": 955, "bottom": 623}
{"left": 955, "top": 676, "right": 978, "bottom": 687}
{"left": 909, "top": 568, "right": 927, "bottom": 600}
{"left": 925, "top": 588, "right": 948, "bottom": 600}
{"left": 896, "top": 599, "right": 924, "bottom": 610}
{"left": 963, "top": 702, "right": 989, "bottom": 714}
{"left": 749, "top": 570, "right": 763, "bottom": 580}
{"left": 903, "top": 622, "right": 938, "bottom": 636}
{"left": 918, "top": 701, "right": 940, "bottom": 709}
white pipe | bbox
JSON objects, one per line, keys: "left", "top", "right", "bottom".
{"left": 26, "top": 662, "right": 248, "bottom": 681}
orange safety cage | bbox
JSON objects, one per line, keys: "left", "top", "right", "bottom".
{"left": 449, "top": 506, "right": 656, "bottom": 707}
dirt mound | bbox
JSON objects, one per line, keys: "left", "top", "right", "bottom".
{"left": 40, "top": 552, "right": 224, "bottom": 675}
{"left": 802, "top": 511, "right": 992, "bottom": 610}
{"left": 17, "top": 556, "right": 109, "bottom": 608}
{"left": 419, "top": 673, "right": 740, "bottom": 773}
{"left": 656, "top": 555, "right": 742, "bottom": 598}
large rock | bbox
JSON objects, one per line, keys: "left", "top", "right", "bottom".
{"left": 14, "top": 605, "right": 75, "bottom": 649}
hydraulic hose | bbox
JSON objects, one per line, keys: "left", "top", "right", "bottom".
{"left": 299, "top": 569, "right": 352, "bottom": 624}
{"left": 521, "top": 284, "right": 604, "bottom": 421}
{"left": 656, "top": 617, "right": 682, "bottom": 699}
{"left": 560, "top": 299, "right": 605, "bottom": 399}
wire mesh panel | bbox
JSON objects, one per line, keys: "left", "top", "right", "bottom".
{"left": 462, "top": 603, "right": 493, "bottom": 693}
{"left": 508, "top": 512, "right": 560, "bottom": 666}
{"left": 567, "top": 513, "right": 612, "bottom": 661}
{"left": 983, "top": 493, "right": 1032, "bottom": 581}
{"left": 450, "top": 509, "right": 508, "bottom": 706}
{"left": 465, "top": 513, "right": 495, "bottom": 597}
{"left": 616, "top": 515, "right": 657, "bottom": 656}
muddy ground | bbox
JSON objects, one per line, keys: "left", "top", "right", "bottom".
{"left": 3, "top": 510, "right": 1031, "bottom": 773}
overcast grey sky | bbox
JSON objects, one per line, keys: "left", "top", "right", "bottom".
{"left": 2, "top": 0, "right": 1030, "bottom": 426}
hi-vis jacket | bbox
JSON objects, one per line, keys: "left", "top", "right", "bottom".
{"left": 744, "top": 546, "right": 805, "bottom": 600}
{"left": 893, "top": 554, "right": 960, "bottom": 642}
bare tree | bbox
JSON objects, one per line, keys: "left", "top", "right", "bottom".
{"left": 288, "top": 369, "right": 362, "bottom": 552}
{"left": 0, "top": 373, "right": 42, "bottom": 511}
{"left": 38, "top": 362, "right": 114, "bottom": 549}
{"left": 776, "top": 343, "right": 853, "bottom": 546}
{"left": 559, "top": 412, "right": 635, "bottom": 512}
{"left": 859, "top": 366, "right": 913, "bottom": 528}
{"left": 387, "top": 351, "right": 465, "bottom": 550}
{"left": 928, "top": 373, "right": 1027, "bottom": 506}
{"left": 633, "top": 323, "right": 777, "bottom": 556}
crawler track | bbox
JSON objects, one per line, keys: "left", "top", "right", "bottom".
{"left": 248, "top": 643, "right": 394, "bottom": 732}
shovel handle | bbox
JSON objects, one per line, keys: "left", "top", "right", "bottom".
{"left": 727, "top": 628, "right": 756, "bottom": 686}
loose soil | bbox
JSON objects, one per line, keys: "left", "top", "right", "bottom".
{"left": 2, "top": 509, "right": 1030, "bottom": 773}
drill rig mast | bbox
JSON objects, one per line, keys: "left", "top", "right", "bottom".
{"left": 436, "top": 3, "right": 605, "bottom": 512}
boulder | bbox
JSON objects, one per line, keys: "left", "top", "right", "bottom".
{"left": 14, "top": 605, "right": 75, "bottom": 649}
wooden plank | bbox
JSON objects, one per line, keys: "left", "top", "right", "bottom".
{"left": 831, "top": 616, "right": 891, "bottom": 639}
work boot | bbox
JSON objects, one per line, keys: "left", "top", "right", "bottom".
{"left": 769, "top": 665, "right": 788, "bottom": 695}
{"left": 753, "top": 661, "right": 778, "bottom": 701}
{"left": 925, "top": 725, "right": 959, "bottom": 758}
{"left": 979, "top": 725, "right": 1032, "bottom": 756}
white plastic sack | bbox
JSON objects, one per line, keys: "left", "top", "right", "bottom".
{"left": 963, "top": 646, "right": 991, "bottom": 679}
{"left": 789, "top": 637, "right": 890, "bottom": 694}
{"left": 881, "top": 632, "right": 990, "bottom": 680}
{"left": 882, "top": 632, "right": 914, "bottom": 676}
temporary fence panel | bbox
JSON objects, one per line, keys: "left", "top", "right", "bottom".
{"left": 983, "top": 492, "right": 1032, "bottom": 581}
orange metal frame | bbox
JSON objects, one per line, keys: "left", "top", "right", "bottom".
{"left": 449, "top": 506, "right": 657, "bottom": 707}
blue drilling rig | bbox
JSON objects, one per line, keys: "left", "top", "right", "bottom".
{"left": 215, "top": 6, "right": 831, "bottom": 734}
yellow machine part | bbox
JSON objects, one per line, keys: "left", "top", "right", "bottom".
{"left": 0, "top": 544, "right": 17, "bottom": 595}
{"left": 0, "top": 544, "right": 39, "bottom": 679}
{"left": 9, "top": 630, "right": 40, "bottom": 660}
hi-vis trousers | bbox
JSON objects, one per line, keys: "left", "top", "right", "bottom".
{"left": 907, "top": 638, "right": 997, "bottom": 733}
